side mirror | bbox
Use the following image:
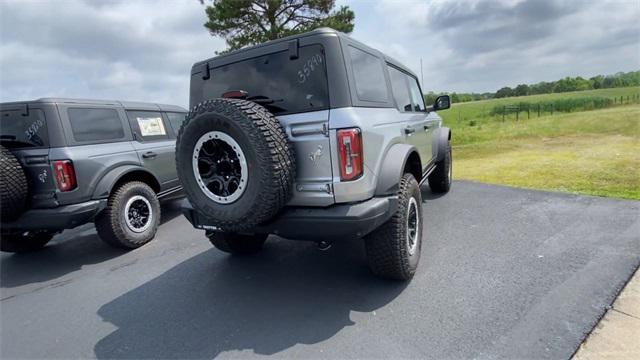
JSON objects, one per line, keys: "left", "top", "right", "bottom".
{"left": 434, "top": 95, "right": 450, "bottom": 111}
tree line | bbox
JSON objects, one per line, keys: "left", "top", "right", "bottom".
{"left": 425, "top": 70, "right": 640, "bottom": 104}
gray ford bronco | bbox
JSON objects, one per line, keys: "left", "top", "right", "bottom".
{"left": 177, "top": 28, "right": 452, "bottom": 280}
{"left": 0, "top": 98, "right": 187, "bottom": 252}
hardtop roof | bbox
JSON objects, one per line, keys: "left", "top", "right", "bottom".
{"left": 0, "top": 98, "right": 187, "bottom": 113}
{"left": 193, "top": 27, "right": 419, "bottom": 80}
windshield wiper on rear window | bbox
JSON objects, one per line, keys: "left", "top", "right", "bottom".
{"left": 221, "top": 90, "right": 288, "bottom": 113}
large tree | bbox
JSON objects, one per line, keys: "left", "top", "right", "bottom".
{"left": 204, "top": 0, "right": 355, "bottom": 53}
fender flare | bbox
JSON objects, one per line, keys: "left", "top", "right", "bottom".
{"left": 374, "top": 143, "right": 419, "bottom": 196}
{"left": 91, "top": 165, "right": 159, "bottom": 199}
{"left": 432, "top": 127, "right": 452, "bottom": 163}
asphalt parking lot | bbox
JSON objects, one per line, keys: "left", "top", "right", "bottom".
{"left": 1, "top": 181, "right": 638, "bottom": 359}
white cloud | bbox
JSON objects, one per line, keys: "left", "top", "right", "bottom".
{"left": 0, "top": 0, "right": 224, "bottom": 107}
{"left": 0, "top": 0, "right": 638, "bottom": 105}
{"left": 347, "top": 0, "right": 640, "bottom": 92}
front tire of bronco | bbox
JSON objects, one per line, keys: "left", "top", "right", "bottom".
{"left": 96, "top": 181, "right": 161, "bottom": 249}
{"left": 365, "top": 173, "right": 423, "bottom": 280}
{"left": 207, "top": 231, "right": 268, "bottom": 255}
{"left": 1, "top": 231, "right": 55, "bottom": 253}
{"left": 428, "top": 140, "right": 452, "bottom": 193}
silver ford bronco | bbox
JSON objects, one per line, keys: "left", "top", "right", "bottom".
{"left": 177, "top": 28, "right": 452, "bottom": 280}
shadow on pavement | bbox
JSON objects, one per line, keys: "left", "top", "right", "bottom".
{"left": 0, "top": 199, "right": 185, "bottom": 288}
{"left": 94, "top": 238, "right": 407, "bottom": 359}
{"left": 421, "top": 184, "right": 447, "bottom": 201}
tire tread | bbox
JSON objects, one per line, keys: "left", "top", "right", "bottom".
{"left": 176, "top": 99, "right": 295, "bottom": 231}
{"left": 365, "top": 173, "right": 422, "bottom": 280}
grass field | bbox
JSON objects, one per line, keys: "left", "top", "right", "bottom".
{"left": 449, "top": 104, "right": 640, "bottom": 200}
{"left": 439, "top": 86, "right": 640, "bottom": 129}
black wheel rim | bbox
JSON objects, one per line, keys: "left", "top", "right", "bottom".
{"left": 193, "top": 131, "right": 248, "bottom": 204}
{"left": 407, "top": 197, "right": 419, "bottom": 255}
{"left": 125, "top": 195, "right": 152, "bottom": 233}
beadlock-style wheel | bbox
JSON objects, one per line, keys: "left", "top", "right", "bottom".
{"left": 364, "top": 173, "right": 423, "bottom": 280}
{"left": 192, "top": 131, "right": 248, "bottom": 204}
{"left": 406, "top": 196, "right": 420, "bottom": 256}
{"left": 175, "top": 98, "right": 295, "bottom": 231}
{"left": 124, "top": 195, "right": 153, "bottom": 233}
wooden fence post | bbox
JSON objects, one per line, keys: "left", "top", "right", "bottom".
{"left": 502, "top": 107, "right": 505, "bottom": 122}
{"left": 538, "top": 104, "right": 541, "bottom": 117}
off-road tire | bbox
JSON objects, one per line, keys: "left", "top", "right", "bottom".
{"left": 365, "top": 173, "right": 423, "bottom": 280}
{"left": 0, "top": 145, "right": 28, "bottom": 221}
{"left": 176, "top": 98, "right": 295, "bottom": 232}
{"left": 207, "top": 231, "right": 268, "bottom": 255}
{"left": 1, "top": 231, "right": 54, "bottom": 253}
{"left": 428, "top": 141, "right": 452, "bottom": 193}
{"left": 95, "top": 181, "right": 160, "bottom": 249}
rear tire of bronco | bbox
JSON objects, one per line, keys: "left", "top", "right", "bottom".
{"left": 176, "top": 98, "right": 295, "bottom": 232}
{"left": 365, "top": 173, "right": 423, "bottom": 280}
{"left": 207, "top": 231, "right": 268, "bottom": 255}
{"left": 428, "top": 140, "right": 452, "bottom": 193}
{"left": 96, "top": 181, "right": 161, "bottom": 249}
{"left": 1, "top": 231, "right": 55, "bottom": 253}
{"left": 0, "top": 145, "right": 28, "bottom": 221}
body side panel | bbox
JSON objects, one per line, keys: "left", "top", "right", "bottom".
{"left": 49, "top": 142, "right": 141, "bottom": 205}
{"left": 329, "top": 107, "right": 423, "bottom": 203}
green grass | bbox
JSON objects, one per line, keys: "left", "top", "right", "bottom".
{"left": 439, "top": 86, "right": 640, "bottom": 128}
{"left": 451, "top": 105, "right": 640, "bottom": 200}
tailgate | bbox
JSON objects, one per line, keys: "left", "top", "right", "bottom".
{"left": 277, "top": 110, "right": 334, "bottom": 207}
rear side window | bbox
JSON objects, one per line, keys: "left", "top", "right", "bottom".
{"left": 0, "top": 108, "right": 49, "bottom": 149}
{"left": 202, "top": 44, "right": 328, "bottom": 115}
{"left": 68, "top": 108, "right": 125, "bottom": 142}
{"left": 166, "top": 112, "right": 186, "bottom": 134}
{"left": 388, "top": 66, "right": 412, "bottom": 112}
{"left": 348, "top": 46, "right": 387, "bottom": 102}
{"left": 408, "top": 76, "right": 426, "bottom": 112}
{"left": 126, "top": 111, "right": 169, "bottom": 142}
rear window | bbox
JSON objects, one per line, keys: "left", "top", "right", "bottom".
{"left": 68, "top": 108, "right": 125, "bottom": 142}
{"left": 0, "top": 108, "right": 49, "bottom": 149}
{"left": 202, "top": 44, "right": 329, "bottom": 115}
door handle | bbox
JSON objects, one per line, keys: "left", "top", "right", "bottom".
{"left": 142, "top": 151, "right": 157, "bottom": 159}
{"left": 404, "top": 126, "right": 415, "bottom": 135}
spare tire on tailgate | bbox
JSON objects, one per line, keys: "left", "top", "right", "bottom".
{"left": 176, "top": 98, "right": 295, "bottom": 232}
{"left": 0, "top": 145, "right": 28, "bottom": 221}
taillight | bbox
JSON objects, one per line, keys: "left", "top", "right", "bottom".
{"left": 337, "top": 128, "right": 363, "bottom": 181}
{"left": 53, "top": 160, "right": 77, "bottom": 192}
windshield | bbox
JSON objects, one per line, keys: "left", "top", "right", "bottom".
{"left": 202, "top": 44, "right": 329, "bottom": 115}
{"left": 0, "top": 108, "right": 48, "bottom": 149}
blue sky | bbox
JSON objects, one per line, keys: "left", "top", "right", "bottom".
{"left": 1, "top": 0, "right": 638, "bottom": 108}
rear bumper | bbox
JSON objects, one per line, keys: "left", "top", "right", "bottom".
{"left": 182, "top": 196, "right": 398, "bottom": 241}
{"left": 1, "top": 199, "right": 107, "bottom": 231}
